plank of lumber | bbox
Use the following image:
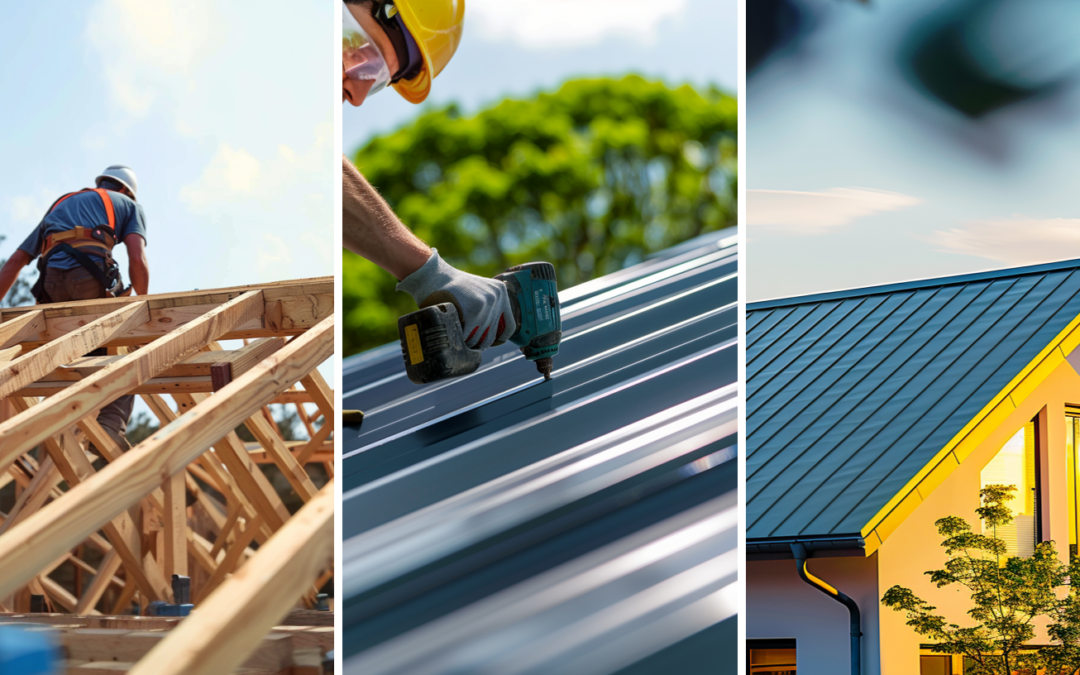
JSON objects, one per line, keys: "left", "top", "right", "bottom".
{"left": 127, "top": 483, "right": 334, "bottom": 675}
{"left": 0, "top": 278, "right": 332, "bottom": 346}
{"left": 0, "top": 315, "right": 333, "bottom": 599}
{"left": 243, "top": 414, "right": 318, "bottom": 502}
{"left": 298, "top": 371, "right": 334, "bottom": 424}
{"left": 175, "top": 394, "right": 291, "bottom": 533}
{"left": 0, "top": 310, "right": 44, "bottom": 349}
{"left": 7, "top": 398, "right": 166, "bottom": 602}
{"left": 0, "top": 302, "right": 149, "bottom": 398}
{"left": 75, "top": 549, "right": 123, "bottom": 615}
{"left": 0, "top": 290, "right": 265, "bottom": 465}
{"left": 41, "top": 338, "right": 285, "bottom": 380}
{"left": 294, "top": 423, "right": 334, "bottom": 466}
{"left": 0, "top": 456, "right": 59, "bottom": 535}
{"left": 196, "top": 514, "right": 263, "bottom": 602}
{"left": 162, "top": 472, "right": 187, "bottom": 579}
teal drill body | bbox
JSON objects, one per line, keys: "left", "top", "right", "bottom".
{"left": 398, "top": 262, "right": 562, "bottom": 385}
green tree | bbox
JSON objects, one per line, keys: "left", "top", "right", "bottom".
{"left": 0, "top": 235, "right": 35, "bottom": 307}
{"left": 882, "top": 485, "right": 1080, "bottom": 675}
{"left": 343, "top": 75, "right": 737, "bottom": 355}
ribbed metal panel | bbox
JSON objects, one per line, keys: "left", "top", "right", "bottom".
{"left": 747, "top": 259, "right": 1080, "bottom": 541}
{"left": 342, "top": 230, "right": 738, "bottom": 674}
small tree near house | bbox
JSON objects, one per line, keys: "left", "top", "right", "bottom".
{"left": 882, "top": 484, "right": 1080, "bottom": 675}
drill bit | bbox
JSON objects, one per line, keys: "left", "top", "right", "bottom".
{"left": 536, "top": 357, "right": 553, "bottom": 382}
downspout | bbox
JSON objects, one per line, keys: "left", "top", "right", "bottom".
{"left": 791, "top": 542, "right": 862, "bottom": 675}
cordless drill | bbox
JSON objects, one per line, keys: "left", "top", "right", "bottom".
{"left": 397, "top": 262, "right": 562, "bottom": 385}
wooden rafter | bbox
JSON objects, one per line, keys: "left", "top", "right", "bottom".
{"left": 0, "top": 278, "right": 335, "bottom": 670}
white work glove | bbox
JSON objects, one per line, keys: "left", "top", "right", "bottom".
{"left": 397, "top": 249, "right": 517, "bottom": 350}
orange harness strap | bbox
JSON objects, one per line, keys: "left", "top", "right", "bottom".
{"left": 40, "top": 189, "right": 118, "bottom": 257}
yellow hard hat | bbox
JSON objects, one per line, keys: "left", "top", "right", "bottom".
{"left": 390, "top": 0, "right": 465, "bottom": 104}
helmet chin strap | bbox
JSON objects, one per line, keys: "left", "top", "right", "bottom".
{"left": 372, "top": 2, "right": 423, "bottom": 83}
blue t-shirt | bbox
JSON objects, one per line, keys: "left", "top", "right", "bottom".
{"left": 18, "top": 189, "right": 147, "bottom": 270}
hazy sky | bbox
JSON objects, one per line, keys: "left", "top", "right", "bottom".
{"left": 345, "top": 0, "right": 738, "bottom": 153}
{"left": 747, "top": 0, "right": 1080, "bottom": 302}
{"left": 0, "top": 0, "right": 335, "bottom": 296}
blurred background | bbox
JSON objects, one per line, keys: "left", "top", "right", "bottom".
{"left": 342, "top": 0, "right": 738, "bottom": 355}
{"left": 747, "top": 0, "right": 1080, "bottom": 301}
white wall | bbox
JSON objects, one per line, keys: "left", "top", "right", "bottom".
{"left": 747, "top": 554, "right": 880, "bottom": 674}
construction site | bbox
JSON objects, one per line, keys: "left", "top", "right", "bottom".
{"left": 341, "top": 231, "right": 737, "bottom": 675}
{"left": 0, "top": 277, "right": 335, "bottom": 675}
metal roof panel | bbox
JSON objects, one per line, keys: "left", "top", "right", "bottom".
{"left": 747, "top": 260, "right": 1080, "bottom": 540}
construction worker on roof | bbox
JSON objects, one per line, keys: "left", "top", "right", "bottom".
{"left": 342, "top": 0, "right": 517, "bottom": 354}
{"left": 0, "top": 164, "right": 150, "bottom": 451}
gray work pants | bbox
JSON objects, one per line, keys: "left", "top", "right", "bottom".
{"left": 41, "top": 266, "right": 134, "bottom": 448}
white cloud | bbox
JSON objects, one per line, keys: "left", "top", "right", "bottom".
{"left": 3, "top": 188, "right": 59, "bottom": 229}
{"left": 747, "top": 188, "right": 923, "bottom": 234}
{"left": 468, "top": 0, "right": 688, "bottom": 48}
{"left": 256, "top": 232, "right": 293, "bottom": 277}
{"left": 179, "top": 144, "right": 262, "bottom": 210}
{"left": 927, "top": 216, "right": 1080, "bottom": 265}
{"left": 85, "top": 0, "right": 219, "bottom": 116}
{"left": 180, "top": 125, "right": 332, "bottom": 215}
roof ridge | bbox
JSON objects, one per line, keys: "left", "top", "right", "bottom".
{"left": 748, "top": 256, "right": 1080, "bottom": 312}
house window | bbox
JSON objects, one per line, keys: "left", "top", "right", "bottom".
{"left": 919, "top": 654, "right": 951, "bottom": 675}
{"left": 1067, "top": 409, "right": 1080, "bottom": 557}
{"left": 980, "top": 420, "right": 1039, "bottom": 556}
{"left": 747, "top": 639, "right": 796, "bottom": 674}
{"left": 918, "top": 648, "right": 969, "bottom": 674}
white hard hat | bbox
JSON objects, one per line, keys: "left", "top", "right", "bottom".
{"left": 95, "top": 165, "right": 138, "bottom": 200}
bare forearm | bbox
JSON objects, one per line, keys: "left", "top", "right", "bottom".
{"left": 0, "top": 251, "right": 31, "bottom": 303}
{"left": 129, "top": 256, "right": 149, "bottom": 295}
{"left": 342, "top": 155, "right": 430, "bottom": 281}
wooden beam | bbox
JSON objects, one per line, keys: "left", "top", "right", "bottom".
{"left": 0, "top": 310, "right": 45, "bottom": 349}
{"left": 12, "top": 412, "right": 167, "bottom": 602}
{"left": 242, "top": 414, "right": 318, "bottom": 502}
{"left": 0, "top": 302, "right": 149, "bottom": 398}
{"left": 37, "top": 337, "right": 286, "bottom": 382}
{"left": 0, "top": 315, "right": 333, "bottom": 599}
{"left": 294, "top": 422, "right": 334, "bottom": 466}
{"left": 163, "top": 472, "right": 187, "bottom": 580}
{"left": 0, "top": 291, "right": 265, "bottom": 465}
{"left": 127, "top": 483, "right": 334, "bottom": 675}
{"left": 298, "top": 371, "right": 334, "bottom": 424}
{"left": 0, "top": 278, "right": 332, "bottom": 347}
{"left": 74, "top": 549, "right": 122, "bottom": 615}
{"left": 195, "top": 514, "right": 263, "bottom": 602}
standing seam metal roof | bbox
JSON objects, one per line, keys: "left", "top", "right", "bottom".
{"left": 746, "top": 259, "right": 1080, "bottom": 541}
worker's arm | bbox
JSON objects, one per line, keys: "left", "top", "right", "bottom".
{"left": 342, "top": 155, "right": 431, "bottom": 281}
{"left": 342, "top": 156, "right": 515, "bottom": 349}
{"left": 123, "top": 234, "right": 149, "bottom": 295}
{"left": 0, "top": 250, "right": 32, "bottom": 304}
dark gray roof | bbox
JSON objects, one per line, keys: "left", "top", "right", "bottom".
{"left": 747, "top": 258, "right": 1080, "bottom": 542}
{"left": 342, "top": 230, "right": 737, "bottom": 673}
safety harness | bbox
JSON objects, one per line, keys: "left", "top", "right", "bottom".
{"left": 30, "top": 188, "right": 131, "bottom": 303}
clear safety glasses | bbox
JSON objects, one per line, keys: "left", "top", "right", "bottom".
{"left": 343, "top": 2, "right": 391, "bottom": 98}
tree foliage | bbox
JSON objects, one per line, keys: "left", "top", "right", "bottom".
{"left": 882, "top": 485, "right": 1080, "bottom": 675}
{"left": 0, "top": 235, "right": 35, "bottom": 308}
{"left": 342, "top": 75, "right": 737, "bottom": 355}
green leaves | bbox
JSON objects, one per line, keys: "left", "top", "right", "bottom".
{"left": 882, "top": 485, "right": 1080, "bottom": 674}
{"left": 342, "top": 76, "right": 737, "bottom": 355}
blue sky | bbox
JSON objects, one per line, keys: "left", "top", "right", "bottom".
{"left": 748, "top": 0, "right": 1080, "bottom": 301}
{"left": 345, "top": 0, "right": 738, "bottom": 153}
{"left": 0, "top": 0, "right": 335, "bottom": 295}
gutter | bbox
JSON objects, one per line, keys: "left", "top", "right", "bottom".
{"left": 791, "top": 542, "right": 862, "bottom": 675}
{"left": 746, "top": 535, "right": 865, "bottom": 560}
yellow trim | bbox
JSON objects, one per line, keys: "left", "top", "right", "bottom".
{"left": 860, "top": 310, "right": 1080, "bottom": 556}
